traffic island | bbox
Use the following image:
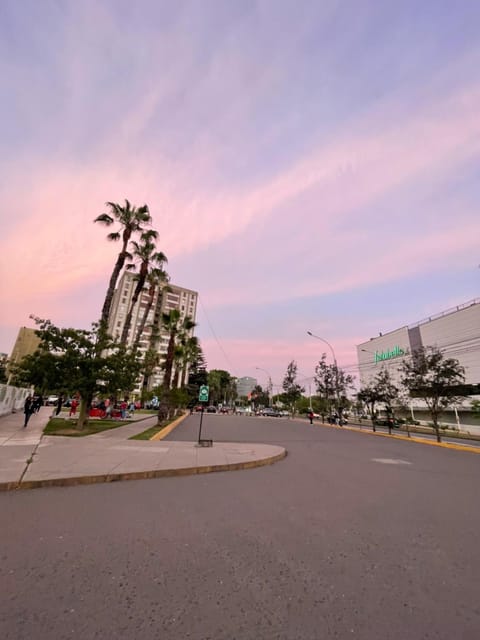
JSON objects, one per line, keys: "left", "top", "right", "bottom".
{"left": 3, "top": 440, "right": 287, "bottom": 491}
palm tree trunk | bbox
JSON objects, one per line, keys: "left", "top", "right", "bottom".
{"left": 100, "top": 244, "right": 129, "bottom": 330}
{"left": 163, "top": 331, "right": 176, "bottom": 390}
{"left": 120, "top": 281, "right": 144, "bottom": 345}
{"left": 133, "top": 286, "right": 155, "bottom": 349}
{"left": 180, "top": 357, "right": 188, "bottom": 387}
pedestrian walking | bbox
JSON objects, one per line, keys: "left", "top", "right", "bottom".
{"left": 120, "top": 400, "right": 127, "bottom": 419}
{"left": 308, "top": 410, "right": 314, "bottom": 425}
{"left": 69, "top": 398, "right": 78, "bottom": 417}
{"left": 34, "top": 394, "right": 44, "bottom": 412}
{"left": 23, "top": 396, "right": 35, "bottom": 428}
{"left": 55, "top": 395, "right": 64, "bottom": 416}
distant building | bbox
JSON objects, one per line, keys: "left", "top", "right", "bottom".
{"left": 6, "top": 327, "right": 41, "bottom": 384}
{"left": 8, "top": 327, "right": 40, "bottom": 367}
{"left": 236, "top": 376, "right": 257, "bottom": 398}
{"left": 107, "top": 271, "right": 198, "bottom": 393}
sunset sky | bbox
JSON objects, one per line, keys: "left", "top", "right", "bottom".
{"left": 1, "top": 0, "right": 479, "bottom": 390}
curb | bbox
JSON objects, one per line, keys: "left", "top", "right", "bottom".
{"left": 150, "top": 412, "right": 188, "bottom": 441}
{"left": 321, "top": 422, "right": 480, "bottom": 454}
{"left": 2, "top": 449, "right": 287, "bottom": 492}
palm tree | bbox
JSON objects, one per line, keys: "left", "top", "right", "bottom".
{"left": 94, "top": 200, "right": 152, "bottom": 332}
{"left": 161, "top": 311, "right": 196, "bottom": 390}
{"left": 178, "top": 335, "right": 200, "bottom": 388}
{"left": 120, "top": 231, "right": 168, "bottom": 345}
{"left": 132, "top": 271, "right": 170, "bottom": 351}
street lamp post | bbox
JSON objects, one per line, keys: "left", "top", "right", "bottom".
{"left": 307, "top": 331, "right": 340, "bottom": 421}
{"left": 255, "top": 366, "right": 273, "bottom": 408}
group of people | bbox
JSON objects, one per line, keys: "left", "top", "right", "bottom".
{"left": 22, "top": 394, "right": 138, "bottom": 427}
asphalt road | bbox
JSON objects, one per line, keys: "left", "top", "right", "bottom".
{"left": 1, "top": 415, "right": 479, "bottom": 640}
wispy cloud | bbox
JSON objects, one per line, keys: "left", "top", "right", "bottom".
{"left": 1, "top": 1, "right": 479, "bottom": 373}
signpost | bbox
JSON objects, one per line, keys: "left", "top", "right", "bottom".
{"left": 197, "top": 385, "right": 213, "bottom": 446}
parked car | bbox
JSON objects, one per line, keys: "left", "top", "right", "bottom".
{"left": 206, "top": 406, "right": 217, "bottom": 413}
{"left": 374, "top": 417, "right": 399, "bottom": 427}
{"left": 46, "top": 395, "right": 59, "bottom": 406}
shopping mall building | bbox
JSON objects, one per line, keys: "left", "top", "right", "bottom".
{"left": 356, "top": 299, "right": 480, "bottom": 428}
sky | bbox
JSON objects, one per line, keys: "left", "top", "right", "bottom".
{"left": 1, "top": 0, "right": 479, "bottom": 390}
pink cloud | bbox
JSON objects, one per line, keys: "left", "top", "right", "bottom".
{"left": 1, "top": 81, "right": 479, "bottom": 343}
{"left": 200, "top": 336, "right": 363, "bottom": 386}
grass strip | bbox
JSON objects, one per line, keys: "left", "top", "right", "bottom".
{"left": 44, "top": 417, "right": 131, "bottom": 437}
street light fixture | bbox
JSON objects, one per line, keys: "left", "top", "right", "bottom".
{"left": 307, "top": 331, "right": 338, "bottom": 367}
{"left": 307, "top": 330, "right": 340, "bottom": 419}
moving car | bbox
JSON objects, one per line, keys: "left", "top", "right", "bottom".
{"left": 206, "top": 406, "right": 217, "bottom": 413}
{"left": 261, "top": 408, "right": 280, "bottom": 417}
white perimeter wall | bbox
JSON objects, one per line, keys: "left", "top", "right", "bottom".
{"left": 0, "top": 384, "right": 31, "bottom": 417}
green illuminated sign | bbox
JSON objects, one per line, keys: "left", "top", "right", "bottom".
{"left": 374, "top": 346, "right": 405, "bottom": 363}
{"left": 198, "top": 385, "right": 209, "bottom": 402}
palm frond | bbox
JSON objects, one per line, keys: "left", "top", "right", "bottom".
{"left": 140, "top": 229, "right": 158, "bottom": 242}
{"left": 107, "top": 232, "right": 120, "bottom": 241}
{"left": 94, "top": 213, "right": 114, "bottom": 225}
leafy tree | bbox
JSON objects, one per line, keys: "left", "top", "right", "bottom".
{"left": 400, "top": 346, "right": 466, "bottom": 442}
{"left": 282, "top": 360, "right": 305, "bottom": 416}
{"left": 9, "top": 350, "right": 60, "bottom": 393}
{"left": 472, "top": 399, "right": 480, "bottom": 419}
{"left": 374, "top": 368, "right": 399, "bottom": 434}
{"left": 208, "top": 369, "right": 233, "bottom": 405}
{"left": 94, "top": 199, "right": 152, "bottom": 332}
{"left": 357, "top": 384, "right": 381, "bottom": 431}
{"left": 15, "top": 318, "right": 142, "bottom": 430}
{"left": 314, "top": 354, "right": 337, "bottom": 415}
{"left": 251, "top": 384, "right": 269, "bottom": 407}
{"left": 315, "top": 354, "right": 355, "bottom": 418}
{"left": 0, "top": 359, "right": 7, "bottom": 383}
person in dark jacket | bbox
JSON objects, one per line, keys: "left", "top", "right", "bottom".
{"left": 24, "top": 396, "right": 35, "bottom": 428}
{"left": 55, "top": 395, "right": 64, "bottom": 416}
{"left": 34, "top": 394, "right": 43, "bottom": 413}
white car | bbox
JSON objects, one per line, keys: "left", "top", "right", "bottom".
{"left": 47, "top": 395, "right": 59, "bottom": 406}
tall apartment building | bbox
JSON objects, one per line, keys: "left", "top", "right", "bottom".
{"left": 107, "top": 271, "right": 198, "bottom": 393}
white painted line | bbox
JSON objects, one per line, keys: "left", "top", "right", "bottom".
{"left": 112, "top": 445, "right": 169, "bottom": 453}
{"left": 372, "top": 458, "right": 412, "bottom": 465}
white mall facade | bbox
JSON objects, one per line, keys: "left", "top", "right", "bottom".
{"left": 356, "top": 299, "right": 480, "bottom": 427}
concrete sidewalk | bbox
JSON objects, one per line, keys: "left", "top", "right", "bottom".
{"left": 0, "top": 409, "right": 286, "bottom": 491}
